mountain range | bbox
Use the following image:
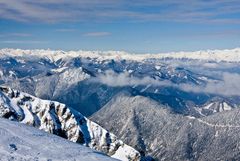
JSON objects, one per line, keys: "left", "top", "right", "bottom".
{"left": 0, "top": 48, "right": 240, "bottom": 160}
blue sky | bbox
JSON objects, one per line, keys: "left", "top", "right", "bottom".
{"left": 0, "top": 0, "right": 240, "bottom": 53}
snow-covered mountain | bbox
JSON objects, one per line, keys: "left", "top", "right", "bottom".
{"left": 0, "top": 86, "right": 141, "bottom": 161}
{"left": 1, "top": 48, "right": 240, "bottom": 160}
{"left": 91, "top": 93, "right": 240, "bottom": 160}
{"left": 1, "top": 48, "right": 240, "bottom": 62}
{"left": 0, "top": 117, "right": 118, "bottom": 161}
{"left": 2, "top": 48, "right": 239, "bottom": 117}
{"left": 192, "top": 99, "right": 238, "bottom": 117}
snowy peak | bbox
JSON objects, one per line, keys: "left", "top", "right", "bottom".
{"left": 0, "top": 86, "right": 141, "bottom": 161}
{"left": 1, "top": 48, "right": 240, "bottom": 62}
{"left": 193, "top": 100, "right": 237, "bottom": 117}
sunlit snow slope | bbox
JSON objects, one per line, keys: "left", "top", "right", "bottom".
{"left": 0, "top": 86, "right": 140, "bottom": 161}
{"left": 0, "top": 117, "right": 117, "bottom": 161}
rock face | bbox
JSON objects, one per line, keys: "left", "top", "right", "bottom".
{"left": 0, "top": 86, "right": 141, "bottom": 161}
{"left": 91, "top": 93, "right": 240, "bottom": 160}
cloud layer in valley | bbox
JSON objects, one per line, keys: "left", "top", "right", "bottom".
{"left": 95, "top": 70, "right": 240, "bottom": 96}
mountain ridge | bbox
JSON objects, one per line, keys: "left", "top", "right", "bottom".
{"left": 1, "top": 47, "right": 240, "bottom": 62}
{"left": 0, "top": 117, "right": 118, "bottom": 161}
{"left": 91, "top": 93, "right": 240, "bottom": 160}
{"left": 0, "top": 86, "right": 141, "bottom": 161}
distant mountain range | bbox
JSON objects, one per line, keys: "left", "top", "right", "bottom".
{"left": 1, "top": 48, "right": 240, "bottom": 62}
{"left": 0, "top": 48, "right": 240, "bottom": 160}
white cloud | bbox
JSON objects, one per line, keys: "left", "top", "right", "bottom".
{"left": 180, "top": 72, "right": 240, "bottom": 96}
{"left": 94, "top": 70, "right": 240, "bottom": 96}
{"left": 95, "top": 70, "right": 171, "bottom": 87}
{"left": 83, "top": 32, "right": 111, "bottom": 37}
{"left": 0, "top": 0, "right": 239, "bottom": 23}
{"left": 0, "top": 33, "right": 32, "bottom": 38}
{"left": 55, "top": 29, "right": 76, "bottom": 32}
{"left": 1, "top": 40, "right": 48, "bottom": 44}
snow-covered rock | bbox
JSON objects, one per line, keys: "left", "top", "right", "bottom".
{"left": 0, "top": 117, "right": 117, "bottom": 161}
{"left": 193, "top": 100, "right": 237, "bottom": 117}
{"left": 0, "top": 86, "right": 141, "bottom": 161}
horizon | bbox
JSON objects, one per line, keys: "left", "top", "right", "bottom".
{"left": 0, "top": 1, "right": 240, "bottom": 53}
{"left": 1, "top": 47, "right": 240, "bottom": 55}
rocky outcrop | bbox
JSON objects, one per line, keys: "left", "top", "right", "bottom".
{"left": 0, "top": 86, "right": 141, "bottom": 161}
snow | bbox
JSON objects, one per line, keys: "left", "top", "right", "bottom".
{"left": 112, "top": 144, "right": 141, "bottom": 161}
{"left": 59, "top": 67, "right": 90, "bottom": 84}
{"left": 0, "top": 86, "right": 141, "bottom": 161}
{"left": 51, "top": 66, "right": 68, "bottom": 73}
{"left": 140, "top": 84, "right": 151, "bottom": 93}
{"left": 0, "top": 70, "right": 3, "bottom": 77}
{"left": 0, "top": 117, "right": 117, "bottom": 161}
{"left": 223, "top": 102, "right": 232, "bottom": 111}
{"left": 217, "top": 102, "right": 233, "bottom": 112}
{"left": 9, "top": 71, "right": 16, "bottom": 77}
{"left": 203, "top": 103, "right": 214, "bottom": 109}
{"left": 155, "top": 65, "right": 161, "bottom": 70}
{"left": 1, "top": 47, "right": 240, "bottom": 63}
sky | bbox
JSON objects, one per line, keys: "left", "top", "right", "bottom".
{"left": 0, "top": 0, "right": 240, "bottom": 53}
